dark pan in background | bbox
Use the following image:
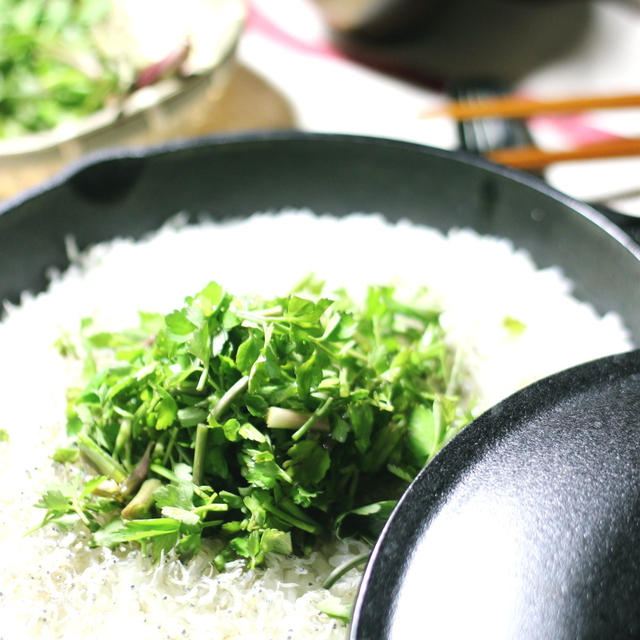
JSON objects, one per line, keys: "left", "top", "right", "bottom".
{"left": 315, "top": 0, "right": 592, "bottom": 42}
{"left": 314, "top": 0, "right": 596, "bottom": 85}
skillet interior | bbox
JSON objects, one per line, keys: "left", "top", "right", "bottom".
{"left": 1, "top": 132, "right": 639, "bottom": 342}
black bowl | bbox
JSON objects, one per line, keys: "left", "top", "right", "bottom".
{"left": 1, "top": 132, "right": 639, "bottom": 639}
{"left": 1, "top": 132, "right": 638, "bottom": 339}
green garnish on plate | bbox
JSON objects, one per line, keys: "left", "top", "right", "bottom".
{"left": 0, "top": 0, "right": 120, "bottom": 138}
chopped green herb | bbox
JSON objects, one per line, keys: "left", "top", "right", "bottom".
{"left": 53, "top": 447, "right": 79, "bottom": 463}
{"left": 503, "top": 315, "right": 527, "bottom": 336}
{"left": 317, "top": 599, "right": 352, "bottom": 623}
{"left": 322, "top": 552, "right": 370, "bottom": 589}
{"left": 0, "top": 429, "right": 9, "bottom": 443}
{"left": 35, "top": 280, "right": 471, "bottom": 567}
{"left": 0, "top": 0, "right": 121, "bottom": 138}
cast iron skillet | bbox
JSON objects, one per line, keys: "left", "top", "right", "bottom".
{"left": 1, "top": 132, "right": 639, "bottom": 638}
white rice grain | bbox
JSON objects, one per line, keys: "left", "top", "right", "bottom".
{"left": 0, "top": 211, "right": 633, "bottom": 639}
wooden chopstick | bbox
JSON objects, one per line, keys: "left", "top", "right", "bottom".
{"left": 486, "top": 137, "right": 640, "bottom": 170}
{"left": 423, "top": 94, "right": 640, "bottom": 121}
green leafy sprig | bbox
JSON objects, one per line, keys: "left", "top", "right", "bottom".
{"left": 0, "top": 0, "right": 123, "bottom": 138}
{"left": 36, "top": 280, "right": 470, "bottom": 568}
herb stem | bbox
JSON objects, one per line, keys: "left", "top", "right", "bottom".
{"left": 291, "top": 397, "right": 334, "bottom": 441}
{"left": 322, "top": 552, "right": 370, "bottom": 589}
{"left": 193, "top": 375, "right": 250, "bottom": 486}
{"left": 77, "top": 434, "right": 127, "bottom": 484}
{"left": 266, "top": 407, "right": 329, "bottom": 432}
{"left": 112, "top": 405, "right": 135, "bottom": 419}
{"left": 196, "top": 362, "right": 209, "bottom": 392}
{"left": 149, "top": 463, "right": 179, "bottom": 483}
{"left": 278, "top": 496, "right": 319, "bottom": 526}
{"left": 121, "top": 478, "right": 161, "bottom": 520}
{"left": 193, "top": 503, "right": 229, "bottom": 514}
{"left": 162, "top": 428, "right": 178, "bottom": 467}
{"left": 176, "top": 445, "right": 191, "bottom": 465}
{"left": 309, "top": 335, "right": 368, "bottom": 364}
{"left": 192, "top": 424, "right": 209, "bottom": 487}
{"left": 262, "top": 503, "right": 321, "bottom": 535}
{"left": 211, "top": 375, "right": 249, "bottom": 420}
{"left": 114, "top": 418, "right": 132, "bottom": 467}
{"left": 121, "top": 440, "right": 154, "bottom": 496}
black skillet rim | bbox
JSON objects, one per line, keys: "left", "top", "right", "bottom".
{"left": 1, "top": 130, "right": 638, "bottom": 262}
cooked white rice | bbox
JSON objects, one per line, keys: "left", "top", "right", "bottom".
{"left": 0, "top": 210, "right": 633, "bottom": 639}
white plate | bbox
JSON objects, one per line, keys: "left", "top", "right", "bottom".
{"left": 0, "top": 0, "right": 245, "bottom": 199}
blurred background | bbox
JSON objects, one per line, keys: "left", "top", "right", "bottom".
{"left": 1, "top": 0, "right": 639, "bottom": 219}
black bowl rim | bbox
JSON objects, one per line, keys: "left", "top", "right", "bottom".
{"left": 1, "top": 130, "right": 638, "bottom": 263}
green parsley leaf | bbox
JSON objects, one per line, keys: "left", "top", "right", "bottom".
{"left": 286, "top": 440, "right": 330, "bottom": 487}
{"left": 53, "top": 447, "right": 79, "bottom": 463}
{"left": 503, "top": 315, "right": 527, "bottom": 336}
{"left": 407, "top": 405, "right": 438, "bottom": 466}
